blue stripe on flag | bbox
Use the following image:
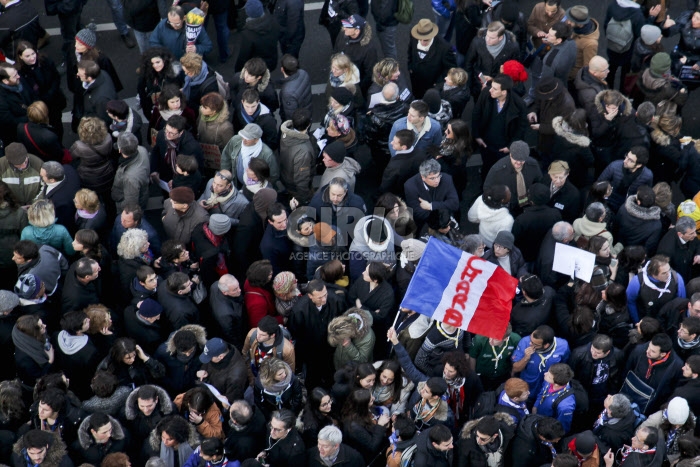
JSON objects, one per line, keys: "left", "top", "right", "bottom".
{"left": 399, "top": 238, "right": 464, "bottom": 318}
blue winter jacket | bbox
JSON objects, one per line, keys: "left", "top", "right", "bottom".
{"left": 533, "top": 382, "right": 575, "bottom": 434}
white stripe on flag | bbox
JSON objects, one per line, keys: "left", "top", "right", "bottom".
{"left": 432, "top": 253, "right": 497, "bottom": 330}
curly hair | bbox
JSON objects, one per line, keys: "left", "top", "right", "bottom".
{"left": 78, "top": 117, "right": 108, "bottom": 146}
{"left": 84, "top": 303, "right": 111, "bottom": 334}
{"left": 0, "top": 379, "right": 26, "bottom": 424}
{"left": 157, "top": 415, "right": 191, "bottom": 444}
{"left": 141, "top": 47, "right": 176, "bottom": 81}
{"left": 101, "top": 452, "right": 131, "bottom": 467}
{"left": 259, "top": 357, "right": 291, "bottom": 389}
{"left": 180, "top": 52, "right": 203, "bottom": 75}
{"left": 117, "top": 228, "right": 149, "bottom": 259}
{"left": 372, "top": 58, "right": 399, "bottom": 86}
{"left": 74, "top": 188, "right": 100, "bottom": 213}
{"left": 246, "top": 260, "right": 273, "bottom": 287}
{"left": 441, "top": 350, "right": 471, "bottom": 378}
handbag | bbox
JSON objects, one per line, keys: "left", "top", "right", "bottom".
{"left": 192, "top": 279, "right": 207, "bottom": 304}
{"left": 619, "top": 370, "right": 655, "bottom": 413}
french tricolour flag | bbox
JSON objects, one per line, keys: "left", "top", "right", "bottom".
{"left": 400, "top": 238, "right": 518, "bottom": 339}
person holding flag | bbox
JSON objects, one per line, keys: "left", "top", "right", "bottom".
{"left": 511, "top": 325, "right": 570, "bottom": 403}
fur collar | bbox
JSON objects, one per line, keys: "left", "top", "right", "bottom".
{"left": 124, "top": 385, "right": 174, "bottom": 420}
{"left": 13, "top": 435, "right": 68, "bottom": 467}
{"left": 624, "top": 195, "right": 661, "bottom": 221}
{"left": 460, "top": 412, "right": 515, "bottom": 439}
{"left": 650, "top": 122, "right": 677, "bottom": 146}
{"left": 165, "top": 324, "right": 207, "bottom": 355}
{"left": 358, "top": 23, "right": 373, "bottom": 47}
{"left": 239, "top": 68, "right": 271, "bottom": 93}
{"left": 552, "top": 116, "right": 591, "bottom": 147}
{"left": 77, "top": 414, "right": 126, "bottom": 449}
{"left": 148, "top": 418, "right": 200, "bottom": 450}
{"left": 415, "top": 382, "right": 450, "bottom": 421}
{"left": 594, "top": 90, "right": 633, "bottom": 117}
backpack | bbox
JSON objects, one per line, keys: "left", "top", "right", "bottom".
{"left": 552, "top": 379, "right": 589, "bottom": 415}
{"left": 471, "top": 390, "right": 498, "bottom": 419}
{"left": 630, "top": 401, "right": 647, "bottom": 428}
{"left": 203, "top": 71, "right": 231, "bottom": 103}
{"left": 249, "top": 325, "right": 292, "bottom": 357}
{"left": 606, "top": 18, "right": 634, "bottom": 53}
{"left": 394, "top": 0, "right": 414, "bottom": 24}
{"left": 576, "top": 229, "right": 608, "bottom": 249}
{"left": 399, "top": 443, "right": 418, "bottom": 467}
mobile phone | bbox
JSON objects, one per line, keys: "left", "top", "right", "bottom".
{"left": 44, "top": 338, "right": 51, "bottom": 352}
{"left": 478, "top": 72, "right": 485, "bottom": 84}
{"left": 610, "top": 258, "right": 618, "bottom": 268}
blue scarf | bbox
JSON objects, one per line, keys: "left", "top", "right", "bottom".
{"left": 0, "top": 82, "right": 23, "bottom": 94}
{"left": 182, "top": 61, "right": 209, "bottom": 100}
{"left": 241, "top": 104, "right": 261, "bottom": 124}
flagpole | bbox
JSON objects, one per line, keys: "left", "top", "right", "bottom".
{"left": 387, "top": 308, "right": 402, "bottom": 342}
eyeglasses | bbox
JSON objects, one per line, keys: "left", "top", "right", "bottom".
{"left": 165, "top": 129, "right": 181, "bottom": 137}
{"left": 216, "top": 171, "right": 232, "bottom": 182}
{"left": 425, "top": 174, "right": 442, "bottom": 181}
{"left": 168, "top": 20, "right": 182, "bottom": 27}
{"left": 320, "top": 398, "right": 334, "bottom": 408}
{"left": 268, "top": 423, "right": 289, "bottom": 433}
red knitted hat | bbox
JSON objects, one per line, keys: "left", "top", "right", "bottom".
{"left": 502, "top": 60, "right": 528, "bottom": 83}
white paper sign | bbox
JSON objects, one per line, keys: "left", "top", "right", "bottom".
{"left": 552, "top": 243, "right": 596, "bottom": 283}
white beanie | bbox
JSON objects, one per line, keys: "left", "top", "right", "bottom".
{"left": 667, "top": 397, "right": 690, "bottom": 425}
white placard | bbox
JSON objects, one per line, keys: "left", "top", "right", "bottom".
{"left": 552, "top": 243, "right": 596, "bottom": 283}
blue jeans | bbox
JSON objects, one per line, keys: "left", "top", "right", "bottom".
{"left": 133, "top": 30, "right": 152, "bottom": 54}
{"left": 105, "top": 0, "right": 129, "bottom": 36}
{"left": 206, "top": 12, "right": 230, "bottom": 61}
{"left": 375, "top": 23, "right": 397, "bottom": 59}
{"left": 433, "top": 10, "right": 454, "bottom": 42}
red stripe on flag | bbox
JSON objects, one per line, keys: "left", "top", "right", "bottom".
{"left": 466, "top": 265, "right": 518, "bottom": 339}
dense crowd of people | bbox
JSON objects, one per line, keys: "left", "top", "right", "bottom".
{"left": 4, "top": 0, "right": 700, "bottom": 465}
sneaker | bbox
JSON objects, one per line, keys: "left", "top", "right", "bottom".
{"left": 121, "top": 32, "right": 136, "bottom": 48}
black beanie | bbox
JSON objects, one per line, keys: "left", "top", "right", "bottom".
{"left": 324, "top": 140, "right": 346, "bottom": 163}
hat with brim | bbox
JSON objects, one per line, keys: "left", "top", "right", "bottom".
{"left": 411, "top": 19, "right": 439, "bottom": 40}
{"left": 566, "top": 5, "right": 590, "bottom": 26}
{"left": 535, "top": 77, "right": 564, "bottom": 100}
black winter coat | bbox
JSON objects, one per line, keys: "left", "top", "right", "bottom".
{"left": 483, "top": 156, "right": 542, "bottom": 214}
{"left": 153, "top": 325, "right": 206, "bottom": 395}
{"left": 680, "top": 144, "right": 700, "bottom": 199}
{"left": 472, "top": 86, "right": 528, "bottom": 150}
{"left": 593, "top": 409, "right": 637, "bottom": 453}
{"left": 465, "top": 29, "right": 521, "bottom": 96}
{"left": 378, "top": 147, "right": 427, "bottom": 198}
{"left": 16, "top": 122, "right": 63, "bottom": 163}
{"left": 229, "top": 203, "right": 265, "bottom": 280}
{"left": 649, "top": 126, "right": 683, "bottom": 185}
{"left": 55, "top": 335, "right": 101, "bottom": 401}
{"left": 123, "top": 0, "right": 160, "bottom": 32}
{"left": 232, "top": 106, "right": 279, "bottom": 151}
{"left": 274, "top": 0, "right": 306, "bottom": 56}
{"left": 0, "top": 0, "right": 42, "bottom": 60}
{"left": 123, "top": 305, "right": 166, "bottom": 355}
{"left": 614, "top": 195, "right": 662, "bottom": 255}
{"left": 550, "top": 117, "right": 595, "bottom": 189}
{"left": 150, "top": 128, "right": 204, "bottom": 182}
{"left": 0, "top": 82, "right": 31, "bottom": 145}
{"left": 408, "top": 35, "right": 457, "bottom": 99}
{"left": 508, "top": 414, "right": 559, "bottom": 467}
{"left": 657, "top": 229, "right": 700, "bottom": 282}
{"left": 184, "top": 70, "right": 218, "bottom": 116}
{"left": 235, "top": 13, "right": 280, "bottom": 72}
{"left": 509, "top": 286, "right": 556, "bottom": 336}
{"left": 334, "top": 24, "right": 381, "bottom": 94}
{"left": 456, "top": 414, "right": 516, "bottom": 467}
{"left": 157, "top": 287, "right": 199, "bottom": 333}
{"left": 483, "top": 246, "right": 528, "bottom": 279}
{"left": 18, "top": 56, "right": 66, "bottom": 121}
{"left": 342, "top": 419, "right": 388, "bottom": 464}
{"left": 224, "top": 404, "right": 266, "bottom": 461}
{"left": 209, "top": 284, "right": 245, "bottom": 351}
{"left": 253, "top": 373, "right": 304, "bottom": 420}
{"left": 437, "top": 81, "right": 470, "bottom": 119}
{"left": 79, "top": 72, "right": 118, "bottom": 128}
{"left": 512, "top": 205, "right": 562, "bottom": 262}
{"left": 568, "top": 343, "right": 624, "bottom": 402}
{"left": 307, "top": 444, "right": 365, "bottom": 467}
{"left": 137, "top": 65, "right": 184, "bottom": 120}
{"left": 671, "top": 378, "right": 700, "bottom": 420}
{"left": 279, "top": 69, "right": 313, "bottom": 122}
{"left": 371, "top": 0, "right": 398, "bottom": 26}
{"left": 548, "top": 180, "right": 581, "bottom": 224}
{"left": 536, "top": 230, "right": 573, "bottom": 289}
{"left": 201, "top": 344, "right": 248, "bottom": 404}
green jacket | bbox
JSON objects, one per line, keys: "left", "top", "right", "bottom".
{"left": 220, "top": 135, "right": 279, "bottom": 187}
{"left": 0, "top": 153, "right": 43, "bottom": 206}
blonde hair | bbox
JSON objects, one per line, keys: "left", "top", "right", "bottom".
{"left": 327, "top": 315, "right": 358, "bottom": 347}
{"left": 447, "top": 68, "right": 468, "bottom": 86}
{"left": 74, "top": 188, "right": 100, "bottom": 213}
{"left": 27, "top": 101, "right": 49, "bottom": 124}
{"left": 27, "top": 199, "right": 56, "bottom": 228}
{"left": 78, "top": 117, "right": 108, "bottom": 145}
{"left": 331, "top": 54, "right": 356, "bottom": 83}
{"left": 372, "top": 58, "right": 399, "bottom": 86}
{"left": 84, "top": 304, "right": 111, "bottom": 334}
{"left": 180, "top": 52, "right": 203, "bottom": 75}
{"left": 259, "top": 357, "right": 291, "bottom": 389}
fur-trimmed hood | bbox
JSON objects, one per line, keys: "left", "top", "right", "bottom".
{"left": 208, "top": 104, "right": 230, "bottom": 124}
{"left": 124, "top": 385, "right": 174, "bottom": 420}
{"left": 280, "top": 120, "right": 311, "bottom": 142}
{"left": 414, "top": 381, "right": 450, "bottom": 421}
{"left": 459, "top": 412, "right": 516, "bottom": 439}
{"left": 327, "top": 307, "right": 374, "bottom": 346}
{"left": 650, "top": 122, "right": 678, "bottom": 146}
{"left": 13, "top": 434, "right": 68, "bottom": 467}
{"left": 77, "top": 414, "right": 126, "bottom": 449}
{"left": 552, "top": 116, "right": 591, "bottom": 147}
{"left": 165, "top": 324, "right": 207, "bottom": 355}
{"left": 594, "top": 90, "right": 633, "bottom": 117}
{"left": 147, "top": 419, "right": 200, "bottom": 451}
{"left": 240, "top": 68, "right": 271, "bottom": 93}
{"left": 624, "top": 195, "right": 661, "bottom": 221}
{"left": 356, "top": 23, "right": 374, "bottom": 47}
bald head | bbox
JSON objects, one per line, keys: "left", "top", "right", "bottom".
{"left": 589, "top": 56, "right": 610, "bottom": 80}
{"left": 552, "top": 221, "right": 574, "bottom": 243}
{"left": 382, "top": 82, "right": 399, "bottom": 102}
